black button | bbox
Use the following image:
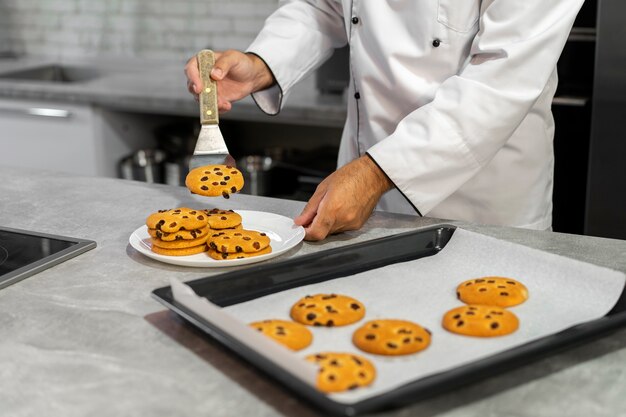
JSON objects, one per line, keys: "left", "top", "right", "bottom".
{"left": 432, "top": 39, "right": 441, "bottom": 47}
{"left": 354, "top": 92, "right": 361, "bottom": 99}
{"left": 351, "top": 16, "right": 359, "bottom": 24}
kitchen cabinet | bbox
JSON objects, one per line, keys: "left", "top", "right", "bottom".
{"left": 0, "top": 98, "right": 157, "bottom": 177}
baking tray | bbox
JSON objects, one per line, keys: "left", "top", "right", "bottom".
{"left": 151, "top": 225, "right": 626, "bottom": 416}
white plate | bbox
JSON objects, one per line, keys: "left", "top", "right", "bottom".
{"left": 129, "top": 210, "right": 305, "bottom": 267}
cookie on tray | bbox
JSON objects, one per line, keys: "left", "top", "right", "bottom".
{"left": 249, "top": 319, "right": 313, "bottom": 351}
{"left": 456, "top": 277, "right": 529, "bottom": 307}
{"left": 208, "top": 229, "right": 270, "bottom": 254}
{"left": 185, "top": 165, "right": 244, "bottom": 198}
{"left": 290, "top": 294, "right": 366, "bottom": 327}
{"left": 352, "top": 319, "right": 432, "bottom": 356}
{"left": 146, "top": 208, "right": 208, "bottom": 233}
{"left": 207, "top": 246, "right": 272, "bottom": 260}
{"left": 148, "top": 226, "right": 209, "bottom": 241}
{"left": 442, "top": 305, "right": 519, "bottom": 337}
{"left": 205, "top": 208, "right": 243, "bottom": 230}
{"left": 306, "top": 352, "right": 376, "bottom": 393}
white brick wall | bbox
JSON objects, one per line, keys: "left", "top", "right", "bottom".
{"left": 0, "top": 0, "right": 279, "bottom": 60}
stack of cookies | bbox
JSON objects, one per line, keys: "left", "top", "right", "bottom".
{"left": 146, "top": 208, "right": 210, "bottom": 256}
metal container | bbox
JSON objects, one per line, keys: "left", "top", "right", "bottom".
{"left": 118, "top": 149, "right": 166, "bottom": 183}
{"left": 238, "top": 155, "right": 274, "bottom": 196}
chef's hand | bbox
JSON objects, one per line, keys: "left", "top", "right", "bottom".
{"left": 294, "top": 155, "right": 394, "bottom": 241}
{"left": 184, "top": 50, "right": 274, "bottom": 112}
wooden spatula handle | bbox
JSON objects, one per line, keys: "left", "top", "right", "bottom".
{"left": 197, "top": 49, "right": 219, "bottom": 125}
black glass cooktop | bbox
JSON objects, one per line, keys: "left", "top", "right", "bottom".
{"left": 0, "top": 227, "right": 96, "bottom": 289}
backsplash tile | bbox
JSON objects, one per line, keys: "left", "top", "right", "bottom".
{"left": 0, "top": 0, "right": 279, "bottom": 60}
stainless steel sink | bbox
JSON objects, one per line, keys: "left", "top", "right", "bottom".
{"left": 0, "top": 64, "right": 102, "bottom": 83}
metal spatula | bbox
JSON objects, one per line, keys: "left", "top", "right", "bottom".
{"left": 189, "top": 49, "right": 231, "bottom": 171}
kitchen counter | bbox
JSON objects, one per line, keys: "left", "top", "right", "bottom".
{"left": 1, "top": 165, "right": 626, "bottom": 417}
{"left": 0, "top": 56, "right": 347, "bottom": 127}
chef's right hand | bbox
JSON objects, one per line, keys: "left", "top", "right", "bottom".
{"left": 184, "top": 50, "right": 275, "bottom": 113}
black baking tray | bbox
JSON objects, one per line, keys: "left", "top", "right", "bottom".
{"left": 151, "top": 224, "right": 626, "bottom": 416}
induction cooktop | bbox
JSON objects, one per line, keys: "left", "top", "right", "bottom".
{"left": 0, "top": 226, "right": 96, "bottom": 289}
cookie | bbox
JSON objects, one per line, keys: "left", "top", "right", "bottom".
{"left": 148, "top": 226, "right": 209, "bottom": 241}
{"left": 442, "top": 305, "right": 519, "bottom": 337}
{"left": 208, "top": 229, "right": 270, "bottom": 254}
{"left": 306, "top": 352, "right": 376, "bottom": 393}
{"left": 151, "top": 244, "right": 207, "bottom": 256}
{"left": 249, "top": 319, "right": 313, "bottom": 351}
{"left": 146, "top": 208, "right": 208, "bottom": 233}
{"left": 151, "top": 234, "right": 209, "bottom": 249}
{"left": 185, "top": 165, "right": 244, "bottom": 198}
{"left": 456, "top": 277, "right": 529, "bottom": 307}
{"left": 205, "top": 208, "right": 243, "bottom": 229}
{"left": 290, "top": 294, "right": 365, "bottom": 327}
{"left": 352, "top": 319, "right": 432, "bottom": 356}
{"left": 207, "top": 246, "right": 272, "bottom": 260}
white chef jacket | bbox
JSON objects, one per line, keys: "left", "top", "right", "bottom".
{"left": 247, "top": 0, "right": 584, "bottom": 229}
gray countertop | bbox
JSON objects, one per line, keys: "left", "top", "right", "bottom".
{"left": 0, "top": 56, "right": 347, "bottom": 127}
{"left": 1, "top": 165, "right": 626, "bottom": 417}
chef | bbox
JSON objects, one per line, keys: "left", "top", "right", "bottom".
{"left": 185, "top": 0, "right": 584, "bottom": 241}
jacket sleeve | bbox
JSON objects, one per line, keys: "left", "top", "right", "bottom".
{"left": 366, "top": 0, "right": 584, "bottom": 215}
{"left": 246, "top": 0, "right": 347, "bottom": 115}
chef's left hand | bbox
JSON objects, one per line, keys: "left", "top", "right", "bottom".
{"left": 294, "top": 155, "right": 393, "bottom": 241}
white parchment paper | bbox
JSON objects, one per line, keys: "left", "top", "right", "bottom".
{"left": 198, "top": 228, "right": 625, "bottom": 404}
